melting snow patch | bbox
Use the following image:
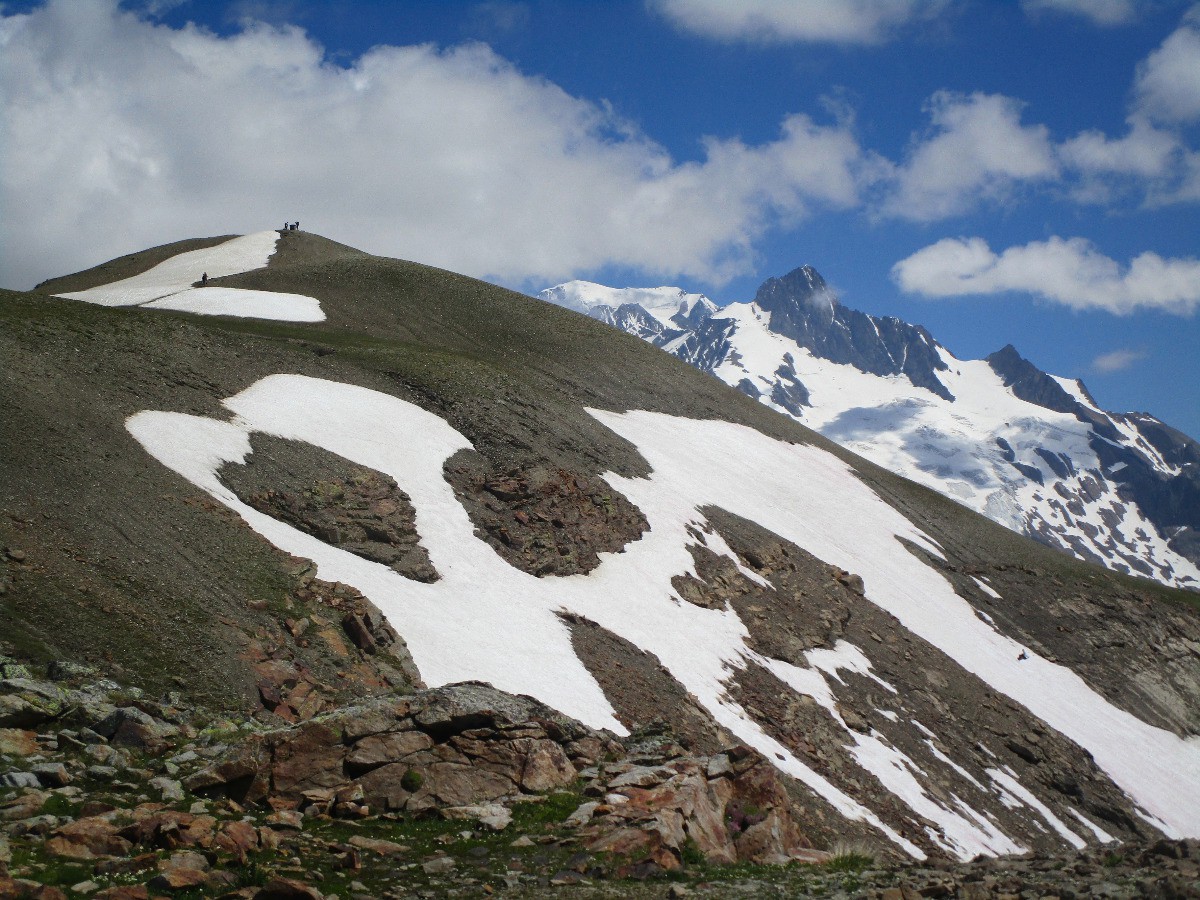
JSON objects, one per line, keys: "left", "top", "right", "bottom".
{"left": 145, "top": 288, "right": 324, "bottom": 321}
{"left": 971, "top": 577, "right": 1002, "bottom": 600}
{"left": 988, "top": 768, "right": 1086, "bottom": 850}
{"left": 127, "top": 374, "right": 1200, "bottom": 853}
{"left": 1069, "top": 808, "right": 1116, "bottom": 844}
{"left": 56, "top": 231, "right": 324, "bottom": 322}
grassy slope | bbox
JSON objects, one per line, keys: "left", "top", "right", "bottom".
{"left": 3, "top": 231, "right": 1196, "bottom": 727}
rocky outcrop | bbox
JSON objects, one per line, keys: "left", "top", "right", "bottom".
{"left": 753, "top": 266, "right": 954, "bottom": 401}
{"left": 221, "top": 435, "right": 439, "bottom": 583}
{"left": 445, "top": 456, "right": 648, "bottom": 577}
{"left": 182, "top": 682, "right": 826, "bottom": 873}
{"left": 571, "top": 744, "right": 827, "bottom": 873}
{"left": 184, "top": 683, "right": 614, "bottom": 812}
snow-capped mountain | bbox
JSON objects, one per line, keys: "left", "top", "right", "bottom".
{"left": 540, "top": 281, "right": 719, "bottom": 341}
{"left": 539, "top": 267, "right": 1200, "bottom": 590}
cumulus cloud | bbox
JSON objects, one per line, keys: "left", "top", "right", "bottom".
{"left": 1134, "top": 9, "right": 1200, "bottom": 123}
{"left": 1091, "top": 348, "right": 1146, "bottom": 373}
{"left": 1059, "top": 118, "right": 1178, "bottom": 178}
{"left": 892, "top": 236, "right": 1200, "bottom": 315}
{"left": 0, "top": 0, "right": 873, "bottom": 290}
{"left": 1058, "top": 117, "right": 1184, "bottom": 202}
{"left": 648, "top": 0, "right": 946, "bottom": 45}
{"left": 1021, "top": 0, "right": 1136, "bottom": 26}
{"left": 882, "top": 92, "right": 1059, "bottom": 221}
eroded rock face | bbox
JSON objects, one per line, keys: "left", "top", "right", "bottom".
{"left": 445, "top": 453, "right": 648, "bottom": 577}
{"left": 184, "top": 683, "right": 615, "bottom": 814}
{"left": 572, "top": 744, "right": 826, "bottom": 871}
{"left": 220, "top": 435, "right": 439, "bottom": 583}
{"left": 182, "top": 681, "right": 826, "bottom": 871}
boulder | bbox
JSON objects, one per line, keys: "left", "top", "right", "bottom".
{"left": 253, "top": 877, "right": 325, "bottom": 900}
{"left": 0, "top": 728, "right": 38, "bottom": 756}
{"left": 45, "top": 816, "right": 132, "bottom": 860}
{"left": 31, "top": 763, "right": 70, "bottom": 788}
{"left": 270, "top": 721, "right": 345, "bottom": 795}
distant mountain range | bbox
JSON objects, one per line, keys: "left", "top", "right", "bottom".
{"left": 540, "top": 267, "right": 1200, "bottom": 591}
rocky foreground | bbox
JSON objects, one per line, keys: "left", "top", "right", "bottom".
{"left": 2, "top": 658, "right": 1198, "bottom": 899}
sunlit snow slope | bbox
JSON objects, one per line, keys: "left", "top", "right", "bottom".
{"left": 56, "top": 230, "right": 324, "bottom": 322}
{"left": 128, "top": 374, "right": 1200, "bottom": 858}
{"left": 539, "top": 271, "right": 1200, "bottom": 591}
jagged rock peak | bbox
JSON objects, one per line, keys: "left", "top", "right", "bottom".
{"left": 753, "top": 265, "right": 835, "bottom": 319}
{"left": 985, "top": 344, "right": 1089, "bottom": 416}
{"left": 750, "top": 265, "right": 954, "bottom": 401}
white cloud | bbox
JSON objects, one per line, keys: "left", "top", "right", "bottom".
{"left": 1091, "top": 348, "right": 1146, "bottom": 372}
{"left": 1059, "top": 118, "right": 1178, "bottom": 178}
{"left": 1021, "top": 0, "right": 1136, "bottom": 26}
{"left": 1058, "top": 116, "right": 1184, "bottom": 202}
{"left": 0, "top": 0, "right": 873, "bottom": 290}
{"left": 648, "top": 0, "right": 946, "bottom": 45}
{"left": 1134, "top": 10, "right": 1200, "bottom": 123}
{"left": 882, "top": 92, "right": 1059, "bottom": 221}
{"left": 892, "top": 236, "right": 1200, "bottom": 315}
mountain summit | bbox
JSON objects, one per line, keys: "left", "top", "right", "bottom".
{"left": 3, "top": 231, "right": 1199, "bottom": 879}
{"left": 540, "top": 270, "right": 1200, "bottom": 590}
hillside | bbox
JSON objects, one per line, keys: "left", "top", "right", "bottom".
{"left": 3, "top": 230, "right": 1200, "bottom": 893}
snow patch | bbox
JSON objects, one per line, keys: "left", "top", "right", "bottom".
{"left": 988, "top": 768, "right": 1086, "bottom": 850}
{"left": 56, "top": 231, "right": 324, "bottom": 322}
{"left": 127, "top": 374, "right": 1200, "bottom": 854}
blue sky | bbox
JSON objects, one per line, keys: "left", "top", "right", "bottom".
{"left": 2, "top": 0, "right": 1198, "bottom": 436}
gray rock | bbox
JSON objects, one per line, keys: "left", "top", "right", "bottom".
{"left": 1, "top": 771, "right": 41, "bottom": 788}
{"left": 47, "top": 661, "right": 97, "bottom": 681}
{"left": 32, "top": 762, "right": 71, "bottom": 787}
{"left": 422, "top": 856, "right": 457, "bottom": 874}
{"left": 93, "top": 705, "right": 156, "bottom": 738}
{"left": 149, "top": 776, "right": 185, "bottom": 801}
{"left": 441, "top": 803, "right": 512, "bottom": 831}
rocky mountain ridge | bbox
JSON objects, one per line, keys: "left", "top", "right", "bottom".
{"left": 539, "top": 270, "right": 1200, "bottom": 591}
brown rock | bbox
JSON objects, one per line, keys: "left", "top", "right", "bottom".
{"left": 0, "top": 877, "right": 68, "bottom": 899}
{"left": 147, "top": 867, "right": 208, "bottom": 891}
{"left": 0, "top": 789, "right": 47, "bottom": 822}
{"left": 345, "top": 730, "right": 433, "bottom": 772}
{"left": 589, "top": 826, "right": 680, "bottom": 871}
{"left": 45, "top": 816, "right": 132, "bottom": 860}
{"left": 183, "top": 739, "right": 270, "bottom": 803}
{"left": 348, "top": 835, "right": 409, "bottom": 856}
{"left": 214, "top": 820, "right": 260, "bottom": 861}
{"left": 354, "top": 763, "right": 413, "bottom": 811}
{"left": 421, "top": 761, "right": 515, "bottom": 806}
{"left": 92, "top": 887, "right": 151, "bottom": 900}
{"left": 253, "top": 877, "right": 325, "bottom": 900}
{"left": 519, "top": 739, "right": 577, "bottom": 792}
{"left": 266, "top": 809, "right": 304, "bottom": 830}
{"left": 159, "top": 850, "right": 209, "bottom": 873}
{"left": 0, "top": 729, "right": 37, "bottom": 756}
{"left": 270, "top": 721, "right": 345, "bottom": 795}
{"left": 333, "top": 698, "right": 411, "bottom": 741}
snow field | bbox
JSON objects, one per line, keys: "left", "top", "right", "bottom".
{"left": 127, "top": 374, "right": 1200, "bottom": 857}
{"left": 56, "top": 231, "right": 325, "bottom": 322}
{"left": 710, "top": 304, "right": 1200, "bottom": 588}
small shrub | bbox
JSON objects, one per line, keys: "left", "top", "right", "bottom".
{"left": 823, "top": 841, "right": 875, "bottom": 873}
{"left": 680, "top": 837, "right": 706, "bottom": 866}
{"left": 725, "top": 800, "right": 766, "bottom": 835}
{"left": 400, "top": 768, "right": 423, "bottom": 792}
